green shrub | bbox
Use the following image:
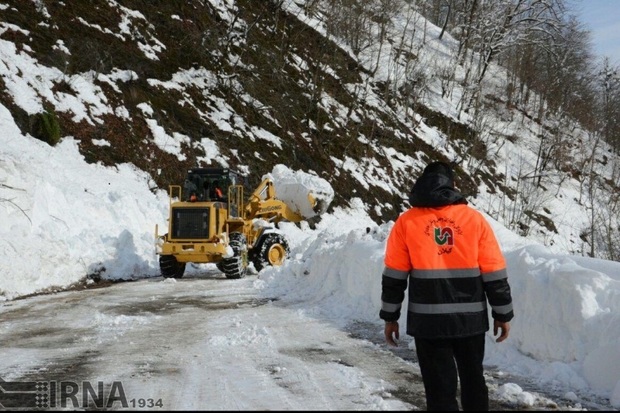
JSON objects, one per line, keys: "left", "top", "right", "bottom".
{"left": 32, "top": 110, "right": 61, "bottom": 146}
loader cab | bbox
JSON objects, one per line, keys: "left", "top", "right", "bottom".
{"left": 183, "top": 168, "right": 242, "bottom": 201}
{"left": 183, "top": 168, "right": 246, "bottom": 218}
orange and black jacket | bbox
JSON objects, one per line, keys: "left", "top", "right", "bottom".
{"left": 380, "top": 172, "right": 513, "bottom": 338}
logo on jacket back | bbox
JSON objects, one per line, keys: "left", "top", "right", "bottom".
{"left": 425, "top": 217, "right": 463, "bottom": 255}
{"left": 434, "top": 227, "right": 453, "bottom": 246}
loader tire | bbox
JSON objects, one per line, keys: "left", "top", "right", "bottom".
{"left": 252, "top": 233, "right": 289, "bottom": 273}
{"left": 220, "top": 232, "right": 248, "bottom": 279}
{"left": 160, "top": 255, "right": 186, "bottom": 279}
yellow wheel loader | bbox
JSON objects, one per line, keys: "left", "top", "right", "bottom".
{"left": 154, "top": 167, "right": 324, "bottom": 279}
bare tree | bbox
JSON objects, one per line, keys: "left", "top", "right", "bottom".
{"left": 597, "top": 58, "right": 620, "bottom": 154}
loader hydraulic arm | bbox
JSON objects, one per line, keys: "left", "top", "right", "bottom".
{"left": 243, "top": 178, "right": 305, "bottom": 223}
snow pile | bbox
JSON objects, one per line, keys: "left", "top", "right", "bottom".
{"left": 266, "top": 164, "right": 334, "bottom": 219}
{"left": 0, "top": 107, "right": 170, "bottom": 300}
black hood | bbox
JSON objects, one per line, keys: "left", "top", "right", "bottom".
{"left": 408, "top": 172, "right": 467, "bottom": 207}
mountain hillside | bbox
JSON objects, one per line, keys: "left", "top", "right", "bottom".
{"left": 1, "top": 0, "right": 619, "bottom": 259}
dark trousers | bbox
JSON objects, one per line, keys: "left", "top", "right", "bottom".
{"left": 414, "top": 334, "right": 488, "bottom": 411}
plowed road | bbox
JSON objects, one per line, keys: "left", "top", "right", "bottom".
{"left": 0, "top": 270, "right": 599, "bottom": 410}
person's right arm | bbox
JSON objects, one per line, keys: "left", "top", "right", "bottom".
{"left": 478, "top": 216, "right": 514, "bottom": 342}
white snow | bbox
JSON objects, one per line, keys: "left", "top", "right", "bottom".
{"left": 266, "top": 164, "right": 335, "bottom": 219}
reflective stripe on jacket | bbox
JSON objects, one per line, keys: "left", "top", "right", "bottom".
{"left": 380, "top": 203, "right": 514, "bottom": 339}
